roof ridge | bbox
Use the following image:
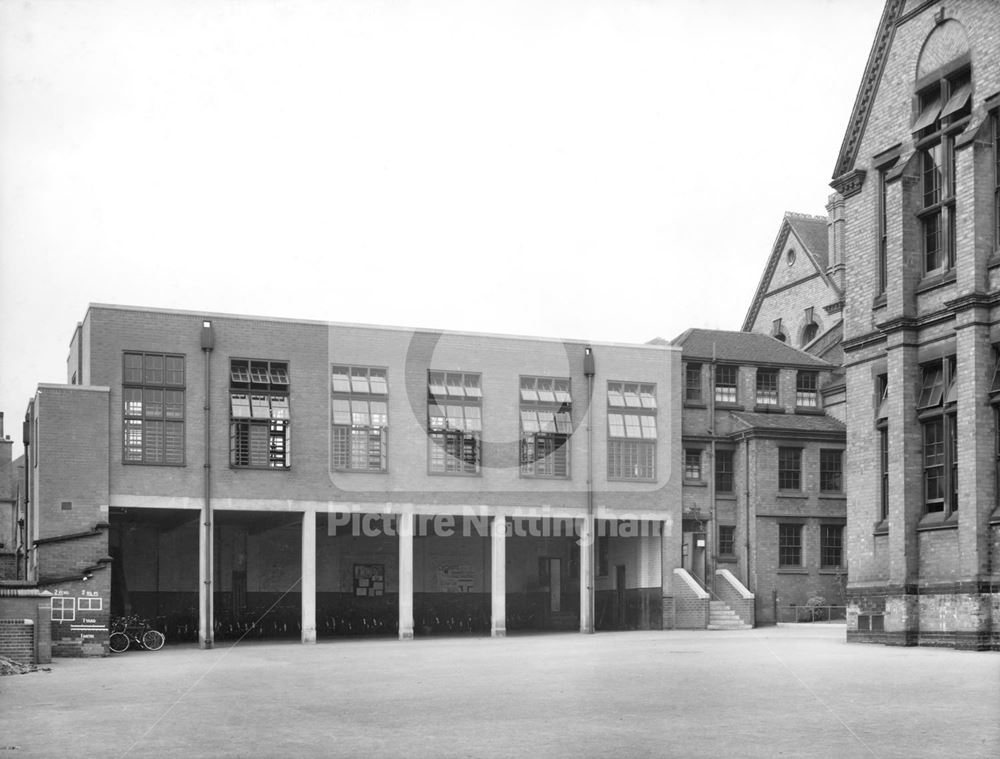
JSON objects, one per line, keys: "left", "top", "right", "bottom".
{"left": 783, "top": 211, "right": 826, "bottom": 222}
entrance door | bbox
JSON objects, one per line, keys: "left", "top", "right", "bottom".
{"left": 548, "top": 558, "right": 561, "bottom": 613}
{"left": 615, "top": 564, "right": 626, "bottom": 629}
{"left": 682, "top": 532, "right": 706, "bottom": 585}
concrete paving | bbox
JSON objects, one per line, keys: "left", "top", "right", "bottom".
{"left": 1, "top": 624, "right": 998, "bottom": 758}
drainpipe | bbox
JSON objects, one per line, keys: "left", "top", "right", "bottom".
{"left": 744, "top": 437, "right": 752, "bottom": 590}
{"left": 21, "top": 413, "right": 30, "bottom": 581}
{"left": 708, "top": 344, "right": 717, "bottom": 595}
{"left": 200, "top": 320, "right": 215, "bottom": 649}
{"left": 583, "top": 345, "right": 596, "bottom": 634}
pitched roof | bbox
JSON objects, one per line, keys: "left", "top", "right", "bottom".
{"left": 832, "top": 0, "right": 904, "bottom": 180}
{"left": 671, "top": 328, "right": 831, "bottom": 369}
{"left": 730, "top": 411, "right": 846, "bottom": 436}
{"left": 741, "top": 212, "right": 836, "bottom": 332}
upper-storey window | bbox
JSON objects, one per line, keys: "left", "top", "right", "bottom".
{"left": 756, "top": 368, "right": 779, "bottom": 406}
{"left": 914, "top": 65, "right": 970, "bottom": 276}
{"left": 878, "top": 165, "right": 889, "bottom": 294}
{"left": 993, "top": 109, "right": 1000, "bottom": 252}
{"left": 796, "top": 371, "right": 818, "bottom": 408}
{"left": 918, "top": 356, "right": 957, "bottom": 517}
{"left": 428, "top": 371, "right": 481, "bottom": 475}
{"left": 331, "top": 366, "right": 387, "bottom": 472}
{"left": 123, "top": 352, "right": 185, "bottom": 465}
{"left": 684, "top": 362, "right": 703, "bottom": 404}
{"left": 520, "top": 376, "right": 572, "bottom": 478}
{"left": 230, "top": 359, "right": 290, "bottom": 469}
{"left": 607, "top": 381, "right": 656, "bottom": 481}
{"left": 714, "top": 365, "right": 737, "bottom": 404}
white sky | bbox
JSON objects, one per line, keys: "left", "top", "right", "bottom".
{"left": 0, "top": 0, "right": 884, "bottom": 451}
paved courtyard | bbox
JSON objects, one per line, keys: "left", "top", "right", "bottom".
{"left": 1, "top": 624, "right": 998, "bottom": 758}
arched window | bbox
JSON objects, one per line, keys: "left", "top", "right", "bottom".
{"left": 913, "top": 20, "right": 971, "bottom": 276}
{"left": 801, "top": 323, "right": 818, "bottom": 346}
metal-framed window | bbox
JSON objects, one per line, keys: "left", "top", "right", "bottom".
{"left": 778, "top": 524, "right": 802, "bottom": 567}
{"left": 607, "top": 381, "right": 656, "bottom": 481}
{"left": 123, "top": 351, "right": 185, "bottom": 465}
{"left": 520, "top": 376, "right": 571, "bottom": 478}
{"left": 778, "top": 447, "right": 801, "bottom": 491}
{"left": 428, "top": 371, "right": 482, "bottom": 475}
{"left": 820, "top": 524, "right": 843, "bottom": 568}
{"left": 684, "top": 449, "right": 701, "bottom": 481}
{"left": 685, "top": 362, "right": 703, "bottom": 404}
{"left": 331, "top": 366, "right": 387, "bottom": 472}
{"left": 230, "top": 359, "right": 290, "bottom": 469}
{"left": 880, "top": 427, "right": 889, "bottom": 523}
{"left": 756, "top": 368, "right": 779, "bottom": 406}
{"left": 796, "top": 371, "right": 818, "bottom": 408}
{"left": 714, "top": 365, "right": 737, "bottom": 404}
{"left": 820, "top": 449, "right": 843, "bottom": 493}
{"left": 918, "top": 357, "right": 957, "bottom": 516}
{"left": 994, "top": 110, "right": 999, "bottom": 251}
{"left": 914, "top": 64, "right": 970, "bottom": 276}
{"left": 878, "top": 166, "right": 889, "bottom": 293}
{"left": 715, "top": 449, "right": 734, "bottom": 493}
{"left": 718, "top": 525, "right": 735, "bottom": 557}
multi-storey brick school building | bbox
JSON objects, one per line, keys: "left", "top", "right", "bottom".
{"left": 831, "top": 0, "right": 1000, "bottom": 649}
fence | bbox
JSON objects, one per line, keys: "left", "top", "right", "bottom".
{"left": 777, "top": 605, "right": 847, "bottom": 623}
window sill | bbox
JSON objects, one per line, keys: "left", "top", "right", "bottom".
{"left": 818, "top": 568, "right": 845, "bottom": 575}
{"left": 717, "top": 555, "right": 737, "bottom": 564}
{"left": 872, "top": 293, "right": 887, "bottom": 309}
{"left": 991, "top": 507, "right": 1000, "bottom": 525}
{"left": 124, "top": 461, "right": 187, "bottom": 467}
{"left": 987, "top": 253, "right": 1000, "bottom": 270}
{"left": 332, "top": 468, "right": 387, "bottom": 474}
{"left": 714, "top": 402, "right": 745, "bottom": 411}
{"left": 428, "top": 471, "right": 482, "bottom": 478}
{"left": 794, "top": 406, "right": 824, "bottom": 415}
{"left": 520, "top": 474, "right": 570, "bottom": 481}
{"left": 916, "top": 270, "right": 956, "bottom": 295}
{"left": 776, "top": 492, "right": 807, "bottom": 499}
{"left": 684, "top": 480, "right": 707, "bottom": 487}
{"left": 608, "top": 477, "right": 657, "bottom": 484}
{"left": 818, "top": 493, "right": 846, "bottom": 500}
{"left": 683, "top": 401, "right": 707, "bottom": 409}
{"left": 231, "top": 465, "right": 291, "bottom": 472}
{"left": 873, "top": 520, "right": 889, "bottom": 536}
{"left": 777, "top": 568, "right": 809, "bottom": 575}
{"left": 917, "top": 511, "right": 959, "bottom": 531}
{"left": 753, "top": 404, "right": 784, "bottom": 414}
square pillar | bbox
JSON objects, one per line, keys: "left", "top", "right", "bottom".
{"left": 301, "top": 509, "right": 316, "bottom": 644}
{"left": 491, "top": 516, "right": 507, "bottom": 637}
{"left": 579, "top": 517, "right": 595, "bottom": 633}
{"left": 398, "top": 512, "right": 414, "bottom": 640}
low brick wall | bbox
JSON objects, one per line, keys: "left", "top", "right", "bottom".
{"left": 672, "top": 569, "right": 708, "bottom": 629}
{"left": 715, "top": 569, "right": 755, "bottom": 627}
{"left": 0, "top": 618, "right": 35, "bottom": 665}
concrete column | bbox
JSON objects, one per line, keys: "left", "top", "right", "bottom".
{"left": 579, "top": 517, "right": 594, "bottom": 633}
{"left": 491, "top": 515, "right": 507, "bottom": 637}
{"left": 398, "top": 512, "right": 414, "bottom": 640}
{"left": 198, "top": 509, "right": 213, "bottom": 649}
{"left": 301, "top": 509, "right": 316, "bottom": 644}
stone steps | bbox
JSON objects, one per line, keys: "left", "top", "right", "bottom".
{"left": 708, "top": 600, "right": 752, "bottom": 631}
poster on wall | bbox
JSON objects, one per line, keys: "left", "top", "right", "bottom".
{"left": 436, "top": 564, "right": 476, "bottom": 593}
{"left": 353, "top": 564, "right": 384, "bottom": 597}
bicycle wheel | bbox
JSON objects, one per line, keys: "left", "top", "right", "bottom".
{"left": 142, "top": 629, "right": 165, "bottom": 651}
{"left": 109, "top": 631, "right": 130, "bottom": 653}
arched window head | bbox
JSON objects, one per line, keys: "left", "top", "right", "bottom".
{"left": 801, "top": 322, "right": 818, "bottom": 346}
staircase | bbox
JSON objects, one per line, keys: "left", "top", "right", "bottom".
{"left": 708, "top": 600, "right": 752, "bottom": 630}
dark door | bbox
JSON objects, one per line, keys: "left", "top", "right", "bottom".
{"left": 615, "top": 565, "right": 626, "bottom": 629}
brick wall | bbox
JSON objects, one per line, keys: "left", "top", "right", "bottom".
{"left": 715, "top": 568, "right": 754, "bottom": 626}
{"left": 671, "top": 568, "right": 708, "bottom": 629}
{"left": 0, "top": 618, "right": 34, "bottom": 665}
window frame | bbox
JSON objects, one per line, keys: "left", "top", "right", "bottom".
{"left": 795, "top": 371, "right": 819, "bottom": 409}
{"left": 230, "top": 358, "right": 291, "bottom": 470}
{"left": 755, "top": 367, "right": 779, "bottom": 407}
{"left": 718, "top": 525, "right": 736, "bottom": 557}
{"left": 122, "top": 351, "right": 186, "bottom": 466}
{"left": 684, "top": 362, "right": 703, "bottom": 404}
{"left": 331, "top": 365, "right": 388, "bottom": 473}
{"left": 918, "top": 356, "right": 957, "bottom": 518}
{"left": 819, "top": 449, "right": 843, "bottom": 493}
{"left": 607, "top": 380, "right": 657, "bottom": 481}
{"left": 778, "top": 447, "right": 802, "bottom": 491}
{"left": 778, "top": 523, "right": 803, "bottom": 568}
{"left": 714, "top": 365, "right": 738, "bottom": 405}
{"left": 820, "top": 524, "right": 844, "bottom": 568}
{"left": 715, "top": 449, "right": 734, "bottom": 494}
{"left": 428, "top": 370, "right": 482, "bottom": 476}
{"left": 520, "top": 376, "right": 572, "bottom": 479}
{"left": 684, "top": 449, "right": 702, "bottom": 481}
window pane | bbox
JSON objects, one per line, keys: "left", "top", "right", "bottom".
{"left": 352, "top": 399, "right": 371, "bottom": 426}
{"left": 351, "top": 368, "right": 370, "bottom": 394}
{"left": 124, "top": 388, "right": 143, "bottom": 417}
{"left": 538, "top": 411, "right": 556, "bottom": 433}
{"left": 332, "top": 367, "right": 351, "bottom": 393}
{"left": 270, "top": 364, "right": 289, "bottom": 385}
{"left": 555, "top": 411, "right": 573, "bottom": 434}
{"left": 144, "top": 354, "right": 164, "bottom": 385}
{"left": 465, "top": 406, "right": 482, "bottom": 432}
{"left": 124, "top": 353, "right": 144, "bottom": 384}
{"left": 369, "top": 369, "right": 388, "bottom": 395}
{"left": 464, "top": 375, "right": 482, "bottom": 398}
{"left": 165, "top": 390, "right": 184, "bottom": 419}
{"left": 640, "top": 416, "right": 657, "bottom": 440}
{"left": 231, "top": 361, "right": 251, "bottom": 384}
{"left": 607, "top": 382, "right": 625, "bottom": 407}
{"left": 623, "top": 414, "right": 641, "bottom": 438}
{"left": 164, "top": 422, "right": 184, "bottom": 464}
{"left": 250, "top": 394, "right": 270, "bottom": 419}
{"left": 144, "top": 420, "right": 164, "bottom": 463}
{"left": 332, "top": 399, "right": 352, "bottom": 425}
{"left": 554, "top": 379, "right": 571, "bottom": 404}
{"left": 165, "top": 356, "right": 185, "bottom": 386}
{"left": 144, "top": 389, "right": 163, "bottom": 419}
{"left": 428, "top": 404, "right": 447, "bottom": 430}
{"left": 639, "top": 384, "right": 656, "bottom": 409}
{"left": 428, "top": 372, "right": 447, "bottom": 397}
{"left": 520, "top": 377, "right": 538, "bottom": 402}
{"left": 446, "top": 373, "right": 465, "bottom": 398}
{"left": 537, "top": 378, "right": 555, "bottom": 403}
{"left": 231, "top": 393, "right": 252, "bottom": 419}
{"left": 271, "top": 395, "right": 290, "bottom": 420}
{"left": 521, "top": 409, "right": 539, "bottom": 433}
{"left": 369, "top": 401, "right": 388, "bottom": 427}
{"left": 608, "top": 413, "right": 625, "bottom": 438}
{"left": 249, "top": 363, "right": 269, "bottom": 384}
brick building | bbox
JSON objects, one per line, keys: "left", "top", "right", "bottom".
{"left": 831, "top": 0, "right": 1000, "bottom": 649}
{"left": 13, "top": 303, "right": 714, "bottom": 654}
{"left": 672, "top": 329, "right": 846, "bottom": 625}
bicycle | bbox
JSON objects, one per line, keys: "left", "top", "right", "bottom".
{"left": 108, "top": 615, "right": 166, "bottom": 653}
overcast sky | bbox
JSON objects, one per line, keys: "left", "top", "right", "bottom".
{"left": 0, "top": 0, "right": 884, "bottom": 451}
